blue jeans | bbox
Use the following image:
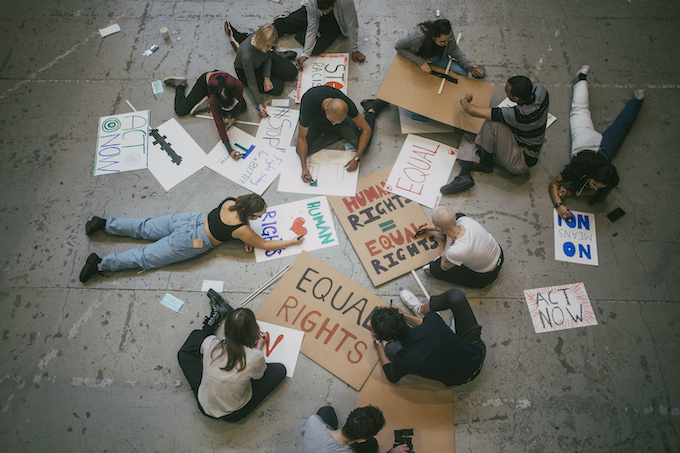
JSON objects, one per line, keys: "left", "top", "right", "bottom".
{"left": 427, "top": 54, "right": 468, "bottom": 76}
{"left": 99, "top": 213, "right": 213, "bottom": 272}
{"left": 598, "top": 98, "right": 642, "bottom": 162}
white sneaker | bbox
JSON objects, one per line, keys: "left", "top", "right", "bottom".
{"left": 573, "top": 65, "right": 590, "bottom": 82}
{"left": 400, "top": 289, "right": 424, "bottom": 318}
{"left": 190, "top": 96, "right": 210, "bottom": 115}
{"left": 634, "top": 89, "right": 645, "bottom": 100}
{"left": 162, "top": 76, "right": 187, "bottom": 88}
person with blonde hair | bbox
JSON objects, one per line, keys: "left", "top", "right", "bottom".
{"left": 178, "top": 304, "right": 287, "bottom": 422}
{"left": 79, "top": 194, "right": 304, "bottom": 282}
{"left": 228, "top": 23, "right": 298, "bottom": 117}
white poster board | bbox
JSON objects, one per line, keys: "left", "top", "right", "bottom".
{"left": 255, "top": 106, "right": 299, "bottom": 151}
{"left": 249, "top": 196, "right": 339, "bottom": 262}
{"left": 295, "top": 53, "right": 349, "bottom": 103}
{"left": 95, "top": 110, "right": 150, "bottom": 174}
{"left": 205, "top": 127, "right": 284, "bottom": 195}
{"left": 148, "top": 118, "right": 207, "bottom": 191}
{"left": 523, "top": 282, "right": 598, "bottom": 333}
{"left": 398, "top": 107, "right": 455, "bottom": 134}
{"left": 277, "top": 147, "right": 359, "bottom": 197}
{"left": 257, "top": 321, "right": 305, "bottom": 378}
{"left": 384, "top": 134, "right": 458, "bottom": 209}
{"left": 553, "top": 209, "right": 599, "bottom": 266}
{"left": 498, "top": 98, "right": 557, "bottom": 129}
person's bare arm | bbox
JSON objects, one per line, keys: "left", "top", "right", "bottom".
{"left": 296, "top": 125, "right": 313, "bottom": 183}
{"left": 460, "top": 94, "right": 492, "bottom": 120}
{"left": 549, "top": 174, "right": 573, "bottom": 220}
{"left": 345, "top": 113, "right": 372, "bottom": 172}
{"left": 232, "top": 225, "right": 304, "bottom": 251}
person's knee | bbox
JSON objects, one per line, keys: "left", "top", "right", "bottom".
{"left": 445, "top": 288, "right": 468, "bottom": 306}
{"left": 268, "top": 362, "right": 287, "bottom": 382}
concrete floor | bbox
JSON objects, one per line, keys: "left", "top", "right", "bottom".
{"left": 1, "top": 0, "right": 679, "bottom": 452}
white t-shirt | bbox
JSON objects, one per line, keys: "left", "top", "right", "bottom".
{"left": 198, "top": 336, "right": 267, "bottom": 418}
{"left": 445, "top": 216, "right": 501, "bottom": 273}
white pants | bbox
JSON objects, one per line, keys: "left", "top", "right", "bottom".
{"left": 570, "top": 80, "right": 602, "bottom": 156}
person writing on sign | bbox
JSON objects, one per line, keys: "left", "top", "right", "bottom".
{"left": 395, "top": 18, "right": 485, "bottom": 78}
{"left": 178, "top": 301, "right": 287, "bottom": 422}
{"left": 417, "top": 207, "right": 503, "bottom": 289}
{"left": 78, "top": 194, "right": 304, "bottom": 282}
{"left": 299, "top": 405, "right": 409, "bottom": 453}
{"left": 441, "top": 75, "right": 550, "bottom": 195}
{"left": 370, "top": 288, "right": 485, "bottom": 387}
{"left": 550, "top": 65, "right": 644, "bottom": 221}
{"left": 226, "top": 23, "right": 298, "bottom": 118}
{"left": 163, "top": 71, "right": 245, "bottom": 160}
{"left": 271, "top": 0, "right": 365, "bottom": 67}
{"left": 297, "top": 86, "right": 389, "bottom": 182}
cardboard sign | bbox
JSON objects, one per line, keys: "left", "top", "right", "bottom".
{"left": 398, "top": 107, "right": 455, "bottom": 134}
{"left": 523, "top": 282, "right": 598, "bottom": 333}
{"left": 277, "top": 147, "right": 359, "bottom": 197}
{"left": 95, "top": 110, "right": 150, "bottom": 175}
{"left": 378, "top": 54, "right": 494, "bottom": 134}
{"left": 384, "top": 134, "right": 458, "bottom": 209}
{"left": 553, "top": 209, "right": 599, "bottom": 266}
{"left": 255, "top": 106, "right": 300, "bottom": 151}
{"left": 498, "top": 97, "right": 557, "bottom": 128}
{"left": 205, "top": 127, "right": 284, "bottom": 196}
{"left": 256, "top": 251, "right": 386, "bottom": 390}
{"left": 357, "top": 364, "right": 455, "bottom": 453}
{"left": 257, "top": 321, "right": 305, "bottom": 377}
{"left": 295, "top": 53, "right": 349, "bottom": 103}
{"left": 249, "top": 196, "right": 339, "bottom": 263}
{"left": 328, "top": 167, "right": 444, "bottom": 286}
{"left": 148, "top": 118, "right": 207, "bottom": 191}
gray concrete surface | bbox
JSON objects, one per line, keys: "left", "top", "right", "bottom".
{"left": 1, "top": 0, "right": 679, "bottom": 452}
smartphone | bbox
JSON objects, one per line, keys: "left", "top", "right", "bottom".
{"left": 607, "top": 207, "right": 625, "bottom": 222}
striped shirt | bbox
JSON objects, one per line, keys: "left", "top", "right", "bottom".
{"left": 491, "top": 83, "right": 549, "bottom": 158}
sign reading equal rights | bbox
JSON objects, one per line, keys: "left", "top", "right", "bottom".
{"left": 256, "top": 251, "right": 387, "bottom": 390}
{"left": 328, "top": 167, "right": 443, "bottom": 286}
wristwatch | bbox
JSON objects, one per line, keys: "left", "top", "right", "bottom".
{"left": 353, "top": 156, "right": 361, "bottom": 163}
{"left": 373, "top": 339, "right": 381, "bottom": 346}
{"left": 554, "top": 203, "right": 563, "bottom": 209}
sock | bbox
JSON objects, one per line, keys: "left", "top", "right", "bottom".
{"left": 459, "top": 161, "right": 473, "bottom": 176}
{"left": 480, "top": 149, "right": 494, "bottom": 168}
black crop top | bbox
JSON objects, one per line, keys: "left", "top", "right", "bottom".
{"left": 207, "top": 197, "right": 246, "bottom": 242}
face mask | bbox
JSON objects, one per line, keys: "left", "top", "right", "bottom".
{"left": 160, "top": 293, "right": 187, "bottom": 314}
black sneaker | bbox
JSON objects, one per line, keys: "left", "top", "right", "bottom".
{"left": 470, "top": 162, "right": 494, "bottom": 173}
{"left": 85, "top": 216, "right": 106, "bottom": 235}
{"left": 440, "top": 174, "right": 474, "bottom": 195}
{"left": 79, "top": 253, "right": 102, "bottom": 283}
{"left": 204, "top": 290, "right": 233, "bottom": 329}
{"left": 360, "top": 99, "right": 389, "bottom": 116}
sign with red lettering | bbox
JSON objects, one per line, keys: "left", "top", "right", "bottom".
{"left": 384, "top": 134, "right": 457, "bottom": 209}
{"left": 295, "top": 53, "right": 349, "bottom": 103}
{"left": 523, "top": 282, "right": 598, "bottom": 333}
{"left": 328, "top": 167, "right": 444, "bottom": 286}
{"left": 256, "top": 251, "right": 387, "bottom": 390}
{"left": 256, "top": 321, "right": 305, "bottom": 377}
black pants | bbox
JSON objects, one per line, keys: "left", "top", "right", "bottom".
{"left": 234, "top": 52, "right": 298, "bottom": 98}
{"left": 173, "top": 72, "right": 246, "bottom": 116}
{"left": 430, "top": 248, "right": 503, "bottom": 289}
{"left": 274, "top": 7, "right": 342, "bottom": 55}
{"left": 306, "top": 112, "right": 376, "bottom": 156}
{"left": 316, "top": 406, "right": 379, "bottom": 453}
{"left": 177, "top": 327, "right": 286, "bottom": 422}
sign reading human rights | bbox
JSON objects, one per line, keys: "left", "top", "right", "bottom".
{"left": 249, "top": 196, "right": 339, "bottom": 263}
{"left": 328, "top": 167, "right": 444, "bottom": 286}
{"left": 256, "top": 251, "right": 386, "bottom": 390}
{"left": 295, "top": 53, "right": 349, "bottom": 103}
{"left": 95, "top": 110, "right": 150, "bottom": 175}
{"left": 384, "top": 134, "right": 458, "bottom": 209}
{"left": 523, "top": 282, "right": 598, "bottom": 333}
{"left": 553, "top": 209, "right": 599, "bottom": 266}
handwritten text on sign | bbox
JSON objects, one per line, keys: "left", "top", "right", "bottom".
{"left": 524, "top": 282, "right": 597, "bottom": 333}
{"left": 278, "top": 148, "right": 359, "bottom": 197}
{"left": 250, "top": 196, "right": 339, "bottom": 262}
{"left": 295, "top": 53, "right": 349, "bottom": 103}
{"left": 256, "top": 251, "right": 385, "bottom": 390}
{"left": 328, "top": 167, "right": 443, "bottom": 286}
{"left": 384, "top": 134, "right": 457, "bottom": 209}
{"left": 256, "top": 321, "right": 305, "bottom": 377}
{"left": 95, "top": 110, "right": 150, "bottom": 175}
{"left": 553, "top": 209, "right": 599, "bottom": 266}
{"left": 255, "top": 106, "right": 300, "bottom": 150}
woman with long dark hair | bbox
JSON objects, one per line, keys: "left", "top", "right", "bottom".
{"left": 178, "top": 301, "right": 286, "bottom": 422}
{"left": 79, "top": 194, "right": 305, "bottom": 282}
{"left": 395, "top": 19, "right": 484, "bottom": 78}
{"left": 163, "top": 71, "right": 246, "bottom": 159}
{"left": 550, "top": 65, "right": 643, "bottom": 220}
